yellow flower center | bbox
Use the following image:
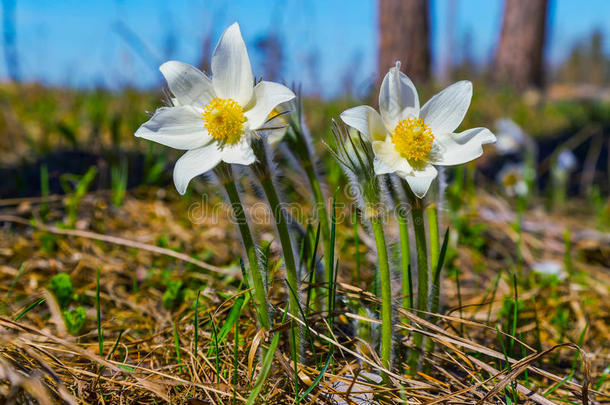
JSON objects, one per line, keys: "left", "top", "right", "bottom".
{"left": 202, "top": 97, "right": 247, "bottom": 145}
{"left": 391, "top": 117, "right": 434, "bottom": 164}
{"left": 502, "top": 172, "right": 519, "bottom": 188}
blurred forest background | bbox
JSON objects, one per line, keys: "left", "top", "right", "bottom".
{"left": 0, "top": 0, "right": 609, "bottom": 198}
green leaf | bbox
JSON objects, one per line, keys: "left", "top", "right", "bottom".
{"left": 49, "top": 273, "right": 74, "bottom": 309}
{"left": 206, "top": 296, "right": 245, "bottom": 357}
{"left": 63, "top": 306, "right": 87, "bottom": 335}
{"left": 162, "top": 280, "right": 184, "bottom": 310}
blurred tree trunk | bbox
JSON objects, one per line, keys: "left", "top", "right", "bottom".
{"left": 378, "top": 0, "right": 430, "bottom": 84}
{"left": 494, "top": 0, "right": 548, "bottom": 90}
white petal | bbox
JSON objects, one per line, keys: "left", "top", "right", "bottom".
{"left": 221, "top": 137, "right": 256, "bottom": 165}
{"left": 378, "top": 62, "right": 419, "bottom": 130}
{"left": 135, "top": 106, "right": 211, "bottom": 150}
{"left": 420, "top": 81, "right": 472, "bottom": 135}
{"left": 403, "top": 165, "right": 438, "bottom": 198}
{"left": 211, "top": 23, "right": 254, "bottom": 106}
{"left": 173, "top": 144, "right": 222, "bottom": 195}
{"left": 340, "top": 105, "right": 388, "bottom": 142}
{"left": 160, "top": 61, "right": 215, "bottom": 108}
{"left": 372, "top": 140, "right": 412, "bottom": 174}
{"left": 373, "top": 157, "right": 396, "bottom": 175}
{"left": 265, "top": 127, "right": 288, "bottom": 148}
{"left": 244, "top": 81, "right": 295, "bottom": 130}
{"left": 433, "top": 127, "right": 496, "bottom": 166}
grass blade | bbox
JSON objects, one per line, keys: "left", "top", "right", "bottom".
{"left": 173, "top": 320, "right": 181, "bottom": 363}
{"left": 194, "top": 290, "right": 201, "bottom": 361}
{"left": 246, "top": 308, "right": 288, "bottom": 405}
{"left": 209, "top": 313, "right": 220, "bottom": 384}
{"left": 96, "top": 267, "right": 103, "bottom": 356}
{"left": 7, "top": 263, "right": 26, "bottom": 298}
{"left": 298, "top": 354, "right": 332, "bottom": 402}
{"left": 207, "top": 296, "right": 245, "bottom": 356}
{"left": 14, "top": 297, "right": 45, "bottom": 321}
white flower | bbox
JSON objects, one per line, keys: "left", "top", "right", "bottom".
{"left": 532, "top": 260, "right": 565, "bottom": 280}
{"left": 340, "top": 62, "right": 496, "bottom": 198}
{"left": 557, "top": 149, "right": 577, "bottom": 172}
{"left": 494, "top": 118, "right": 530, "bottom": 155}
{"left": 497, "top": 163, "right": 528, "bottom": 197}
{"left": 135, "top": 23, "right": 295, "bottom": 194}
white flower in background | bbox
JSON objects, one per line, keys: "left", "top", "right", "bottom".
{"left": 340, "top": 62, "right": 496, "bottom": 198}
{"left": 532, "top": 260, "right": 565, "bottom": 280}
{"left": 557, "top": 149, "right": 577, "bottom": 172}
{"left": 494, "top": 118, "right": 530, "bottom": 155}
{"left": 497, "top": 163, "right": 528, "bottom": 197}
{"left": 262, "top": 101, "right": 293, "bottom": 148}
{"left": 135, "top": 23, "right": 295, "bottom": 194}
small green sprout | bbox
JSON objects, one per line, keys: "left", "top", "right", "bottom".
{"left": 49, "top": 273, "right": 74, "bottom": 309}
{"left": 60, "top": 166, "right": 98, "bottom": 228}
{"left": 162, "top": 280, "right": 184, "bottom": 310}
{"left": 63, "top": 306, "right": 87, "bottom": 335}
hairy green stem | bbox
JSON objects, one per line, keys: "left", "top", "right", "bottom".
{"left": 427, "top": 204, "right": 440, "bottom": 272}
{"left": 407, "top": 193, "right": 429, "bottom": 373}
{"left": 397, "top": 211, "right": 412, "bottom": 324}
{"left": 215, "top": 163, "right": 270, "bottom": 330}
{"left": 290, "top": 130, "right": 332, "bottom": 305}
{"left": 252, "top": 141, "right": 301, "bottom": 354}
{"left": 258, "top": 172, "right": 301, "bottom": 350}
{"left": 370, "top": 216, "right": 392, "bottom": 377}
{"left": 352, "top": 210, "right": 361, "bottom": 285}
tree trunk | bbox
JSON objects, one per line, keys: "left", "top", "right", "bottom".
{"left": 494, "top": 0, "right": 548, "bottom": 90}
{"left": 378, "top": 0, "right": 430, "bottom": 85}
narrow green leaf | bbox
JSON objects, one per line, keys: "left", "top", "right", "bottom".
{"left": 246, "top": 308, "right": 288, "bottom": 405}
{"left": 207, "top": 296, "right": 245, "bottom": 357}
{"left": 14, "top": 297, "right": 45, "bottom": 321}
{"left": 96, "top": 267, "right": 103, "bottom": 357}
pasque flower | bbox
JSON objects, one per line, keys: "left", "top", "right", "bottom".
{"left": 341, "top": 62, "right": 496, "bottom": 198}
{"left": 498, "top": 163, "right": 528, "bottom": 197}
{"left": 135, "top": 23, "right": 295, "bottom": 194}
{"left": 494, "top": 118, "right": 531, "bottom": 155}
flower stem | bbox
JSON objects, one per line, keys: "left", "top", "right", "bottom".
{"left": 425, "top": 208, "right": 443, "bottom": 357}
{"left": 405, "top": 187, "right": 429, "bottom": 373}
{"left": 426, "top": 203, "right": 440, "bottom": 278}
{"left": 289, "top": 129, "right": 332, "bottom": 305}
{"left": 215, "top": 163, "right": 270, "bottom": 331}
{"left": 252, "top": 141, "right": 301, "bottom": 355}
{"left": 370, "top": 216, "right": 392, "bottom": 377}
{"left": 516, "top": 194, "right": 525, "bottom": 273}
{"left": 352, "top": 210, "right": 361, "bottom": 285}
{"left": 397, "top": 211, "right": 412, "bottom": 324}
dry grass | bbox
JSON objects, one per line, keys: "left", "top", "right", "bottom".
{"left": 0, "top": 183, "right": 609, "bottom": 404}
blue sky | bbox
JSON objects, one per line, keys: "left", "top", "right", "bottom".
{"left": 2, "top": 0, "right": 609, "bottom": 97}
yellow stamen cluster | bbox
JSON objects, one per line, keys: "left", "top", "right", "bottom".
{"left": 391, "top": 117, "right": 434, "bottom": 164}
{"left": 502, "top": 171, "right": 519, "bottom": 188}
{"left": 202, "top": 97, "right": 246, "bottom": 145}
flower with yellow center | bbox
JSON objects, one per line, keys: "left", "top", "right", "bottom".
{"left": 202, "top": 98, "right": 247, "bottom": 146}
{"left": 340, "top": 62, "right": 496, "bottom": 198}
{"left": 391, "top": 117, "right": 434, "bottom": 165}
{"left": 135, "top": 23, "right": 295, "bottom": 195}
{"left": 497, "top": 163, "right": 528, "bottom": 197}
